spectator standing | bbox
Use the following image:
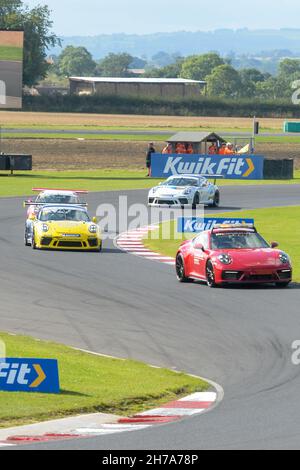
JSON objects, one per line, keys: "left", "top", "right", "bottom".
{"left": 224, "top": 142, "right": 235, "bottom": 155}
{"left": 218, "top": 142, "right": 226, "bottom": 155}
{"left": 208, "top": 142, "right": 218, "bottom": 154}
{"left": 162, "top": 143, "right": 172, "bottom": 154}
{"left": 146, "top": 142, "right": 156, "bottom": 177}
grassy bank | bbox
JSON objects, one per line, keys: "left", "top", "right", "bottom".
{"left": 143, "top": 206, "right": 300, "bottom": 282}
{"left": 3, "top": 131, "right": 300, "bottom": 144}
{"left": 0, "top": 332, "right": 208, "bottom": 428}
{"left": 0, "top": 169, "right": 299, "bottom": 198}
{"left": 0, "top": 46, "right": 23, "bottom": 62}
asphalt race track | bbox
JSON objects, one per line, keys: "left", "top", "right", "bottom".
{"left": 1, "top": 184, "right": 300, "bottom": 449}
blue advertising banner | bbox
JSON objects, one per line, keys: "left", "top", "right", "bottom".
{"left": 178, "top": 217, "right": 255, "bottom": 233}
{"left": 151, "top": 154, "right": 264, "bottom": 180}
{"left": 0, "top": 358, "right": 60, "bottom": 394}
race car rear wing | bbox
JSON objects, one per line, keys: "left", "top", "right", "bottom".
{"left": 32, "top": 188, "right": 89, "bottom": 194}
{"left": 23, "top": 202, "right": 88, "bottom": 208}
{"left": 198, "top": 174, "right": 225, "bottom": 185}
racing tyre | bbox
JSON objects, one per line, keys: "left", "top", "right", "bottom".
{"left": 212, "top": 191, "right": 220, "bottom": 208}
{"left": 24, "top": 230, "right": 30, "bottom": 246}
{"left": 206, "top": 260, "right": 217, "bottom": 288}
{"left": 192, "top": 193, "right": 200, "bottom": 210}
{"left": 31, "top": 232, "right": 37, "bottom": 250}
{"left": 176, "top": 254, "right": 190, "bottom": 283}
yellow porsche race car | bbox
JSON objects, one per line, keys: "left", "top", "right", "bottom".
{"left": 27, "top": 205, "right": 102, "bottom": 252}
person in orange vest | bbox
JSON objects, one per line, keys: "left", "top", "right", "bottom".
{"left": 208, "top": 142, "right": 218, "bottom": 155}
{"left": 218, "top": 142, "right": 226, "bottom": 155}
{"left": 162, "top": 143, "right": 172, "bottom": 154}
{"left": 186, "top": 144, "right": 194, "bottom": 154}
{"left": 176, "top": 143, "right": 186, "bottom": 154}
{"left": 224, "top": 142, "right": 235, "bottom": 155}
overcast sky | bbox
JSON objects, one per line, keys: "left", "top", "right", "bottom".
{"left": 25, "top": 0, "right": 300, "bottom": 36}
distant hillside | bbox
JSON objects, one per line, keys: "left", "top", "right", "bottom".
{"left": 50, "top": 29, "right": 300, "bottom": 59}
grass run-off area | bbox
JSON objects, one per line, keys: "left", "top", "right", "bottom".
{"left": 0, "top": 46, "right": 23, "bottom": 62}
{"left": 3, "top": 132, "right": 300, "bottom": 144}
{"left": 0, "top": 332, "right": 208, "bottom": 428}
{"left": 143, "top": 206, "right": 300, "bottom": 283}
{"left": 0, "top": 169, "right": 299, "bottom": 198}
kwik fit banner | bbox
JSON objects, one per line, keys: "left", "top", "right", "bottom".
{"left": 151, "top": 154, "right": 264, "bottom": 180}
{"left": 178, "top": 217, "right": 255, "bottom": 233}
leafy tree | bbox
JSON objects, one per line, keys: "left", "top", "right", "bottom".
{"left": 180, "top": 53, "right": 225, "bottom": 81}
{"left": 129, "top": 56, "right": 147, "bottom": 69}
{"left": 206, "top": 64, "right": 242, "bottom": 98}
{"left": 278, "top": 58, "right": 300, "bottom": 78}
{"left": 151, "top": 51, "right": 180, "bottom": 68}
{"left": 239, "top": 68, "right": 266, "bottom": 84}
{"left": 144, "top": 58, "right": 184, "bottom": 78}
{"left": 238, "top": 68, "right": 267, "bottom": 98}
{"left": 57, "top": 46, "right": 96, "bottom": 77}
{"left": 96, "top": 53, "right": 134, "bottom": 77}
{"left": 0, "top": 0, "right": 60, "bottom": 86}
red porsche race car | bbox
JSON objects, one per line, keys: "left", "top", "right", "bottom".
{"left": 176, "top": 224, "right": 292, "bottom": 288}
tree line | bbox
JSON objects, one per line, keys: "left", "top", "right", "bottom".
{"left": 50, "top": 47, "right": 300, "bottom": 102}
{"left": 1, "top": 0, "right": 300, "bottom": 105}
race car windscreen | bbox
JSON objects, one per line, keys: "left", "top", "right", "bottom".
{"left": 211, "top": 232, "right": 270, "bottom": 250}
{"left": 165, "top": 178, "right": 199, "bottom": 187}
{"left": 39, "top": 208, "right": 90, "bottom": 222}
{"left": 37, "top": 194, "right": 80, "bottom": 204}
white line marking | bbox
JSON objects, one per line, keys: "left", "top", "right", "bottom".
{"left": 140, "top": 408, "right": 205, "bottom": 416}
{"left": 178, "top": 392, "right": 217, "bottom": 402}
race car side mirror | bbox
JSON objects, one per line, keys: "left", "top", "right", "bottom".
{"left": 271, "top": 241, "right": 279, "bottom": 248}
{"left": 28, "top": 214, "right": 36, "bottom": 221}
{"left": 194, "top": 243, "right": 205, "bottom": 251}
{"left": 92, "top": 217, "right": 97, "bottom": 223}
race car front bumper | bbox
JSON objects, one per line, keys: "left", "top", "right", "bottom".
{"left": 36, "top": 235, "right": 102, "bottom": 251}
{"left": 148, "top": 196, "right": 191, "bottom": 207}
{"left": 215, "top": 266, "right": 292, "bottom": 284}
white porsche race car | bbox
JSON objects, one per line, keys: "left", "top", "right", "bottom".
{"left": 148, "top": 175, "right": 220, "bottom": 208}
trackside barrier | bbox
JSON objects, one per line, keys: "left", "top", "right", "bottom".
{"left": 263, "top": 159, "right": 294, "bottom": 180}
{"left": 151, "top": 154, "right": 264, "bottom": 180}
{"left": 177, "top": 218, "right": 255, "bottom": 233}
{"left": 0, "top": 358, "right": 60, "bottom": 394}
{"left": 0, "top": 154, "right": 32, "bottom": 174}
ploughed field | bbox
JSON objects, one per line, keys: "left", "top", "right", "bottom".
{"left": 1, "top": 138, "right": 299, "bottom": 170}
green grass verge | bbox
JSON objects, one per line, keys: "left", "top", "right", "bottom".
{"left": 2, "top": 133, "right": 168, "bottom": 141}
{"left": 3, "top": 132, "right": 300, "bottom": 144}
{"left": 143, "top": 206, "right": 300, "bottom": 282}
{"left": 0, "top": 46, "right": 23, "bottom": 62}
{"left": 0, "top": 169, "right": 299, "bottom": 198}
{"left": 0, "top": 332, "right": 208, "bottom": 428}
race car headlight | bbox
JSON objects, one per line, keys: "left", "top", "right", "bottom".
{"left": 150, "top": 187, "right": 158, "bottom": 195}
{"left": 89, "top": 224, "right": 98, "bottom": 233}
{"left": 218, "top": 254, "right": 232, "bottom": 265}
{"left": 279, "top": 252, "right": 290, "bottom": 264}
{"left": 42, "top": 224, "right": 49, "bottom": 232}
{"left": 183, "top": 188, "right": 192, "bottom": 195}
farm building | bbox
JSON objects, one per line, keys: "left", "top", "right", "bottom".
{"left": 69, "top": 77, "right": 206, "bottom": 98}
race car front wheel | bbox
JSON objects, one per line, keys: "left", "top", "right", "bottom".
{"left": 192, "top": 193, "right": 200, "bottom": 210}
{"left": 176, "top": 254, "right": 190, "bottom": 283}
{"left": 212, "top": 191, "right": 220, "bottom": 207}
{"left": 24, "top": 230, "right": 31, "bottom": 247}
{"left": 31, "top": 232, "right": 37, "bottom": 250}
{"left": 206, "top": 260, "right": 217, "bottom": 288}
